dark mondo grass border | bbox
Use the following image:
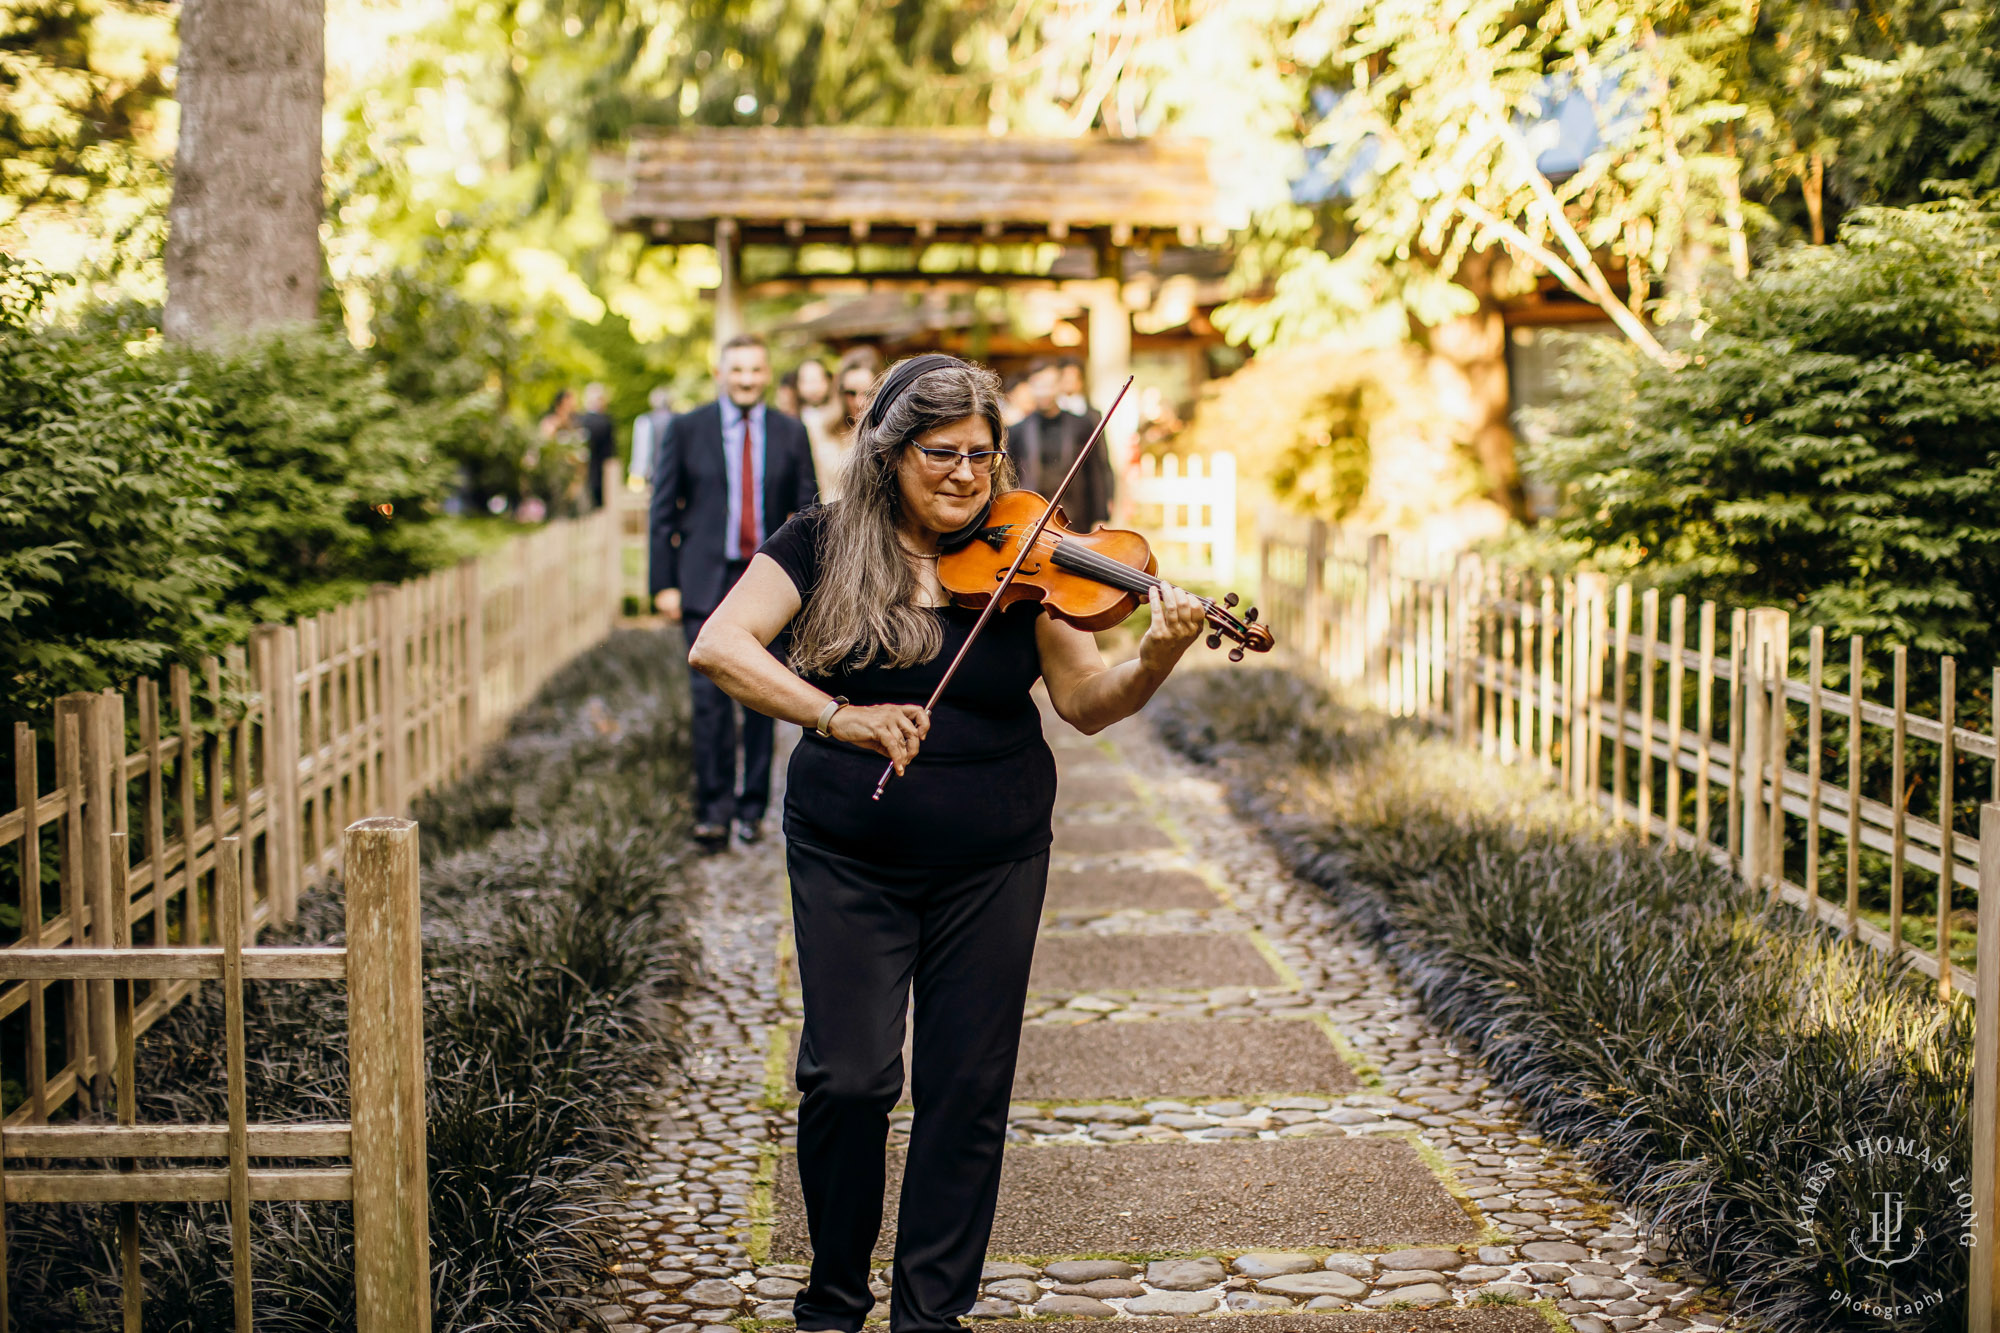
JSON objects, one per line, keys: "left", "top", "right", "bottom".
{"left": 1152, "top": 666, "right": 1972, "bottom": 1333}
{"left": 6, "top": 628, "right": 698, "bottom": 1332}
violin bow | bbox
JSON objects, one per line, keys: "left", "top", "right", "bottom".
{"left": 870, "top": 376, "right": 1136, "bottom": 801}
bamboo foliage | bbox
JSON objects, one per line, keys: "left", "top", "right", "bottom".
{"left": 0, "top": 483, "right": 624, "bottom": 1130}
{"left": 1257, "top": 518, "right": 1992, "bottom": 999}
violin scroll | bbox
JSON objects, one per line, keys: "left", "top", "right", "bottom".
{"left": 1195, "top": 593, "right": 1275, "bottom": 660}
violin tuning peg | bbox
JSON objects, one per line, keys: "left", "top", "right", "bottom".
{"left": 1205, "top": 632, "right": 1223, "bottom": 651}
{"left": 1244, "top": 607, "right": 1259, "bottom": 624}
{"left": 1229, "top": 647, "right": 1246, "bottom": 663}
{"left": 1223, "top": 591, "right": 1239, "bottom": 608}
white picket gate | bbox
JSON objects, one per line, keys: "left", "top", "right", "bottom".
{"left": 1126, "top": 451, "right": 1237, "bottom": 586}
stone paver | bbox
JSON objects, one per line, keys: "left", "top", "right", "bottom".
{"left": 777, "top": 1014, "right": 1355, "bottom": 1105}
{"left": 1123, "top": 1318, "right": 1549, "bottom": 1332}
{"left": 1028, "top": 932, "right": 1284, "bottom": 992}
{"left": 1044, "top": 867, "right": 1223, "bottom": 915}
{"left": 1052, "top": 820, "right": 1176, "bottom": 856}
{"left": 768, "top": 1137, "right": 1477, "bottom": 1260}
{"left": 1013, "top": 1017, "right": 1359, "bottom": 1101}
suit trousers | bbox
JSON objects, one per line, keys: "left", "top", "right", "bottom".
{"left": 683, "top": 583, "right": 774, "bottom": 828}
{"left": 787, "top": 839, "right": 1049, "bottom": 1333}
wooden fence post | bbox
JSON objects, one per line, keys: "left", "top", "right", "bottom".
{"left": 1742, "top": 608, "right": 1791, "bottom": 892}
{"left": 71, "top": 692, "right": 120, "bottom": 1106}
{"left": 1258, "top": 535, "right": 1273, "bottom": 648}
{"left": 1302, "top": 520, "right": 1328, "bottom": 676}
{"left": 344, "top": 816, "right": 431, "bottom": 1333}
{"left": 252, "top": 625, "right": 300, "bottom": 926}
{"left": 370, "top": 585, "right": 407, "bottom": 816}
{"left": 1365, "top": 534, "right": 1390, "bottom": 709}
{"left": 1571, "top": 573, "right": 1609, "bottom": 804}
{"left": 1971, "top": 801, "right": 2000, "bottom": 1332}
{"left": 1451, "top": 553, "right": 1483, "bottom": 747}
{"left": 459, "top": 558, "right": 484, "bottom": 771}
{"left": 602, "top": 458, "right": 625, "bottom": 625}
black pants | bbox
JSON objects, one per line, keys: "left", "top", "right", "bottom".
{"left": 787, "top": 840, "right": 1049, "bottom": 1333}
{"left": 684, "top": 596, "right": 773, "bottom": 828}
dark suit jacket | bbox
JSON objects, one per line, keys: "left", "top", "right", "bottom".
{"left": 1007, "top": 409, "right": 1115, "bottom": 531}
{"left": 579, "top": 410, "right": 617, "bottom": 507}
{"left": 648, "top": 401, "right": 819, "bottom": 616}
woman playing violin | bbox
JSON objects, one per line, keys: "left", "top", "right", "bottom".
{"left": 687, "top": 354, "right": 1206, "bottom": 1333}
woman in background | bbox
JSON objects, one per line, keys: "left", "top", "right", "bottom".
{"left": 796, "top": 358, "right": 848, "bottom": 499}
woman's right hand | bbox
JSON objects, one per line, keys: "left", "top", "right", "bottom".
{"left": 829, "top": 703, "right": 930, "bottom": 774}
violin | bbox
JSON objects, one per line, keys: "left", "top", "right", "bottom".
{"left": 871, "top": 373, "right": 1272, "bottom": 800}
{"left": 936, "top": 490, "right": 1275, "bottom": 660}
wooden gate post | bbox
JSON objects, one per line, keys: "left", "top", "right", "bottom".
{"left": 344, "top": 817, "right": 430, "bottom": 1333}
{"left": 1741, "top": 608, "right": 1791, "bottom": 892}
{"left": 1302, "top": 520, "right": 1328, "bottom": 676}
{"left": 1971, "top": 801, "right": 2000, "bottom": 1332}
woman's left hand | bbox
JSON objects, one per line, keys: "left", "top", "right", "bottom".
{"left": 1138, "top": 583, "right": 1206, "bottom": 674}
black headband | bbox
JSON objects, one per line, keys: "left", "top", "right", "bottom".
{"left": 863, "top": 353, "right": 964, "bottom": 432}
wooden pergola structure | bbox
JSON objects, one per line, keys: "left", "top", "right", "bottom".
{"left": 597, "top": 127, "right": 1237, "bottom": 442}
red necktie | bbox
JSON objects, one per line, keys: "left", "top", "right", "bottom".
{"left": 737, "top": 410, "right": 759, "bottom": 557}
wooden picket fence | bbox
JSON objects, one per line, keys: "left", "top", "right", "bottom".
{"left": 1258, "top": 517, "right": 2000, "bottom": 1331}
{"left": 0, "top": 476, "right": 624, "bottom": 1327}
{"left": 1260, "top": 519, "right": 1995, "bottom": 994}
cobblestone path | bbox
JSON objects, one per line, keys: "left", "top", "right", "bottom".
{"left": 589, "top": 702, "right": 1742, "bottom": 1333}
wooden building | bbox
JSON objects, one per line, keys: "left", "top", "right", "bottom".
{"left": 596, "top": 127, "right": 1239, "bottom": 452}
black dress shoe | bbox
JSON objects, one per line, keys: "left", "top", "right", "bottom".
{"left": 736, "top": 820, "right": 764, "bottom": 845}
{"left": 692, "top": 821, "right": 730, "bottom": 850}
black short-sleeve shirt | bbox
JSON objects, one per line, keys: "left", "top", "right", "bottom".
{"left": 759, "top": 506, "right": 1056, "bottom": 867}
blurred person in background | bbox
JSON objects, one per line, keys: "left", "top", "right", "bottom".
{"left": 1001, "top": 373, "right": 1036, "bottom": 427}
{"left": 1056, "top": 356, "right": 1098, "bottom": 432}
{"left": 580, "top": 382, "right": 618, "bottom": 510}
{"left": 631, "top": 386, "right": 675, "bottom": 489}
{"left": 1007, "top": 358, "right": 1114, "bottom": 530}
{"left": 776, "top": 370, "right": 803, "bottom": 418}
{"left": 530, "top": 386, "right": 583, "bottom": 521}
{"left": 835, "top": 346, "right": 884, "bottom": 438}
{"left": 796, "top": 358, "right": 847, "bottom": 498}
{"left": 826, "top": 346, "right": 884, "bottom": 499}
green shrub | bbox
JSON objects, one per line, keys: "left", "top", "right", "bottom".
{"left": 1156, "top": 666, "right": 1973, "bottom": 1333}
{"left": 362, "top": 269, "right": 543, "bottom": 513}
{"left": 0, "top": 263, "right": 236, "bottom": 713}
{"left": 0, "top": 263, "right": 508, "bottom": 720}
{"left": 1534, "top": 202, "right": 2000, "bottom": 660}
{"left": 165, "top": 324, "right": 466, "bottom": 622}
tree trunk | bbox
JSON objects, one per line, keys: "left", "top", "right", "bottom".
{"left": 1431, "top": 253, "right": 1526, "bottom": 520}
{"left": 1721, "top": 127, "right": 1750, "bottom": 279}
{"left": 163, "top": 0, "right": 326, "bottom": 342}
{"left": 1804, "top": 151, "right": 1826, "bottom": 245}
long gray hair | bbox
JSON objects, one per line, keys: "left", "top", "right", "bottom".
{"left": 788, "top": 357, "right": 1011, "bottom": 675}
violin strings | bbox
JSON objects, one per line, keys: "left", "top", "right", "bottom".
{"left": 981, "top": 523, "right": 1261, "bottom": 639}
{"left": 996, "top": 525, "right": 1239, "bottom": 620}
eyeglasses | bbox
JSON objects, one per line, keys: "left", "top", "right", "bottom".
{"left": 910, "top": 445, "right": 1006, "bottom": 474}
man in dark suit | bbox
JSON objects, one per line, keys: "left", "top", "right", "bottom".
{"left": 1007, "top": 357, "right": 1114, "bottom": 531}
{"left": 579, "top": 382, "right": 619, "bottom": 509}
{"left": 649, "top": 333, "right": 818, "bottom": 848}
